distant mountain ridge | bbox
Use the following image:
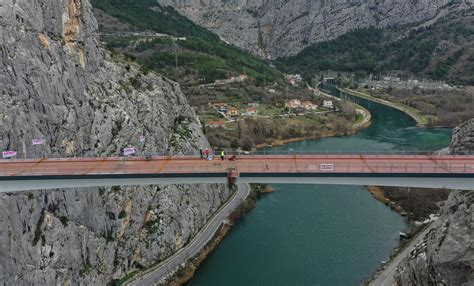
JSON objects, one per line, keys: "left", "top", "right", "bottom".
{"left": 275, "top": 10, "right": 474, "bottom": 85}
{"left": 157, "top": 0, "right": 473, "bottom": 59}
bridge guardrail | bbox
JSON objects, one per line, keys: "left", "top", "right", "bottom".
{"left": 1, "top": 156, "right": 473, "bottom": 177}
{"left": 3, "top": 148, "right": 474, "bottom": 160}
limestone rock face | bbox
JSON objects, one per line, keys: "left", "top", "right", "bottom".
{"left": 449, "top": 118, "right": 474, "bottom": 154}
{"left": 394, "top": 119, "right": 474, "bottom": 285}
{"left": 395, "top": 190, "right": 474, "bottom": 285}
{"left": 0, "top": 0, "right": 209, "bottom": 157}
{"left": 0, "top": 0, "right": 231, "bottom": 284}
{"left": 157, "top": 0, "right": 473, "bottom": 59}
{"left": 0, "top": 184, "right": 231, "bottom": 284}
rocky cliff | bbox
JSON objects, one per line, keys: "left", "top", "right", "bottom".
{"left": 394, "top": 190, "right": 474, "bottom": 285}
{"left": 450, "top": 118, "right": 474, "bottom": 155}
{"left": 394, "top": 120, "right": 474, "bottom": 285}
{"left": 157, "top": 0, "right": 473, "bottom": 59}
{"left": 0, "top": 0, "right": 231, "bottom": 284}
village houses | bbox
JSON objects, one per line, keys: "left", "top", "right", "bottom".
{"left": 285, "top": 99, "right": 302, "bottom": 109}
{"left": 285, "top": 99, "right": 319, "bottom": 111}
{"left": 302, "top": 101, "right": 318, "bottom": 110}
{"left": 246, "top": 107, "right": 258, "bottom": 116}
{"left": 248, "top": 102, "right": 259, "bottom": 108}
{"left": 285, "top": 74, "right": 303, "bottom": 86}
{"left": 323, "top": 100, "right": 334, "bottom": 109}
{"left": 213, "top": 102, "right": 227, "bottom": 112}
{"left": 206, "top": 121, "right": 226, "bottom": 129}
{"left": 227, "top": 107, "right": 239, "bottom": 117}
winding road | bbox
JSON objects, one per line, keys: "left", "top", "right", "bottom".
{"left": 128, "top": 183, "right": 250, "bottom": 286}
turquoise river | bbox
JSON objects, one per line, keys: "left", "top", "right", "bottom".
{"left": 187, "top": 85, "right": 452, "bottom": 285}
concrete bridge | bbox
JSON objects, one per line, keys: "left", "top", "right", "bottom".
{"left": 1, "top": 155, "right": 473, "bottom": 192}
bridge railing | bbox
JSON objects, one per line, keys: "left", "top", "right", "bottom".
{"left": 1, "top": 158, "right": 473, "bottom": 177}
{"left": 215, "top": 148, "right": 474, "bottom": 157}
{"left": 7, "top": 147, "right": 474, "bottom": 160}
{"left": 233, "top": 162, "right": 474, "bottom": 174}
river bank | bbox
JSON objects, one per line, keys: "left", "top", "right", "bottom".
{"left": 255, "top": 93, "right": 372, "bottom": 148}
{"left": 205, "top": 84, "right": 372, "bottom": 151}
{"left": 338, "top": 87, "right": 429, "bottom": 127}
{"left": 254, "top": 123, "right": 368, "bottom": 148}
{"left": 367, "top": 186, "right": 450, "bottom": 221}
{"left": 161, "top": 185, "right": 271, "bottom": 286}
{"left": 365, "top": 185, "right": 451, "bottom": 285}
{"left": 163, "top": 223, "right": 233, "bottom": 286}
{"left": 368, "top": 186, "right": 409, "bottom": 216}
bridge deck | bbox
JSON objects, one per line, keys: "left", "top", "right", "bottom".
{"left": 0, "top": 155, "right": 473, "bottom": 179}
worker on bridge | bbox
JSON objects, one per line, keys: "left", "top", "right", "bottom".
{"left": 220, "top": 150, "right": 225, "bottom": 161}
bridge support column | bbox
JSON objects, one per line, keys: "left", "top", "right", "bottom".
{"left": 227, "top": 168, "right": 239, "bottom": 185}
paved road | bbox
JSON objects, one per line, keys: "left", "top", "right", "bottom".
{"left": 128, "top": 183, "right": 250, "bottom": 286}
{"left": 371, "top": 220, "right": 439, "bottom": 286}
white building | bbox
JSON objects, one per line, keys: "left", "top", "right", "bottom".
{"left": 323, "top": 100, "right": 333, "bottom": 109}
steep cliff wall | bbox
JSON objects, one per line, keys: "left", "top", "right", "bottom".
{"left": 394, "top": 119, "right": 474, "bottom": 285}
{"left": 394, "top": 190, "right": 474, "bottom": 285}
{"left": 450, "top": 118, "right": 474, "bottom": 154}
{"left": 0, "top": 0, "right": 231, "bottom": 284}
{"left": 158, "top": 0, "right": 473, "bottom": 59}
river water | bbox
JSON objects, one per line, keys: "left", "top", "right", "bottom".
{"left": 187, "top": 85, "right": 452, "bottom": 285}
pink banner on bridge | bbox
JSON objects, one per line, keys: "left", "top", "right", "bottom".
{"left": 2, "top": 151, "right": 17, "bottom": 159}
{"left": 32, "top": 139, "right": 45, "bottom": 146}
{"left": 123, "top": 147, "right": 136, "bottom": 156}
{"left": 320, "top": 164, "right": 335, "bottom": 172}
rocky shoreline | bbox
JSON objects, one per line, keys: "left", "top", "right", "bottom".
{"left": 367, "top": 118, "right": 474, "bottom": 285}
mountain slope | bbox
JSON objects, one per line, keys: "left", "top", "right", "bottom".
{"left": 92, "top": 0, "right": 282, "bottom": 85}
{"left": 157, "top": 0, "right": 472, "bottom": 59}
{"left": 274, "top": 10, "right": 474, "bottom": 85}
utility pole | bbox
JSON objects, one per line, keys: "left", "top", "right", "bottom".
{"left": 174, "top": 40, "right": 178, "bottom": 69}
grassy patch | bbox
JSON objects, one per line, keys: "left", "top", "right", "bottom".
{"left": 111, "top": 271, "right": 138, "bottom": 286}
{"left": 59, "top": 215, "right": 69, "bottom": 227}
{"left": 80, "top": 259, "right": 93, "bottom": 277}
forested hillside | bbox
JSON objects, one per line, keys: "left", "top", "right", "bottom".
{"left": 92, "top": 0, "right": 281, "bottom": 85}
{"left": 275, "top": 11, "right": 474, "bottom": 85}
